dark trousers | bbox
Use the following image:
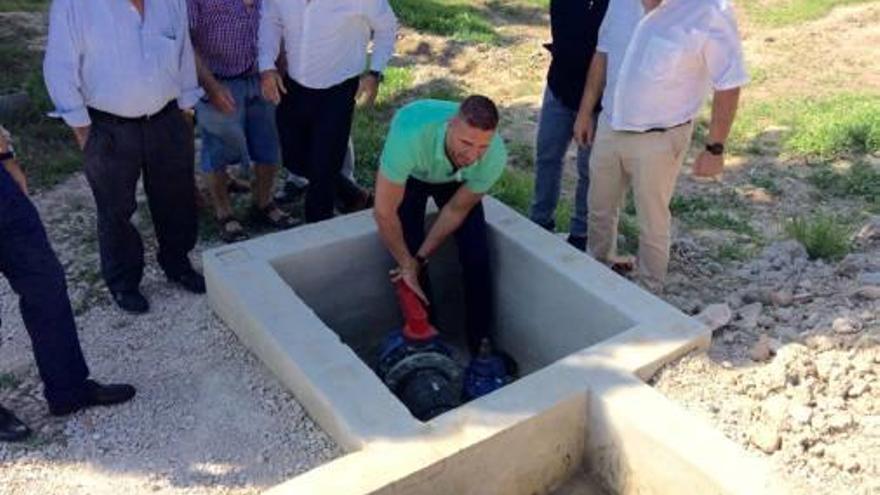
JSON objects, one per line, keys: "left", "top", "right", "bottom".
{"left": 398, "top": 179, "right": 493, "bottom": 354}
{"left": 275, "top": 76, "right": 359, "bottom": 222}
{"left": 0, "top": 166, "right": 90, "bottom": 408}
{"left": 84, "top": 104, "right": 197, "bottom": 293}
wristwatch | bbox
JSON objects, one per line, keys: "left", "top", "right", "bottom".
{"left": 705, "top": 142, "right": 725, "bottom": 156}
{"left": 0, "top": 144, "right": 15, "bottom": 166}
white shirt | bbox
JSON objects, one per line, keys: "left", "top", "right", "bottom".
{"left": 258, "top": 0, "right": 398, "bottom": 89}
{"left": 44, "top": 0, "right": 202, "bottom": 127}
{"left": 597, "top": 0, "right": 749, "bottom": 131}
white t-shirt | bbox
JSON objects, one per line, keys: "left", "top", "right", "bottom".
{"left": 597, "top": 0, "right": 749, "bottom": 131}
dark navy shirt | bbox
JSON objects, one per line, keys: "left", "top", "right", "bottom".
{"left": 545, "top": 0, "right": 609, "bottom": 111}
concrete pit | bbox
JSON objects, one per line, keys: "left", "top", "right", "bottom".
{"left": 204, "top": 197, "right": 788, "bottom": 495}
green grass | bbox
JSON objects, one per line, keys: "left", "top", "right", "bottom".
{"left": 669, "top": 194, "right": 759, "bottom": 237}
{"left": 509, "top": 0, "right": 549, "bottom": 6}
{"left": 617, "top": 213, "right": 639, "bottom": 255}
{"left": 1, "top": 21, "right": 82, "bottom": 190}
{"left": 785, "top": 214, "right": 851, "bottom": 260}
{"left": 486, "top": 140, "right": 584, "bottom": 234}
{"left": 507, "top": 141, "right": 534, "bottom": 171}
{"left": 739, "top": 0, "right": 873, "bottom": 27}
{"left": 389, "top": 0, "right": 498, "bottom": 44}
{"left": 0, "top": 0, "right": 48, "bottom": 12}
{"left": 490, "top": 166, "right": 533, "bottom": 216}
{"left": 730, "top": 94, "right": 880, "bottom": 159}
{"left": 0, "top": 372, "right": 21, "bottom": 390}
{"left": 749, "top": 173, "right": 783, "bottom": 196}
{"left": 713, "top": 242, "right": 757, "bottom": 263}
{"left": 485, "top": 0, "right": 549, "bottom": 19}
{"left": 810, "top": 161, "right": 880, "bottom": 207}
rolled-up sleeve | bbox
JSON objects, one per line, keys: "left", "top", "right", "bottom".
{"left": 366, "top": 0, "right": 398, "bottom": 72}
{"left": 177, "top": 0, "right": 203, "bottom": 109}
{"left": 43, "top": 0, "right": 90, "bottom": 127}
{"left": 258, "top": 0, "right": 284, "bottom": 72}
{"left": 703, "top": 5, "right": 749, "bottom": 90}
{"left": 465, "top": 139, "right": 506, "bottom": 194}
{"left": 595, "top": 3, "right": 613, "bottom": 53}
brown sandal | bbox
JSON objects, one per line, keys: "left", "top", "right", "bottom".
{"left": 217, "top": 216, "right": 249, "bottom": 243}
{"left": 610, "top": 257, "right": 635, "bottom": 276}
{"left": 226, "top": 176, "right": 251, "bottom": 195}
{"left": 250, "top": 202, "right": 301, "bottom": 230}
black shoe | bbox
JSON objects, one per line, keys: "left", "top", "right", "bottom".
{"left": 338, "top": 188, "right": 374, "bottom": 214}
{"left": 49, "top": 380, "right": 136, "bottom": 417}
{"left": 249, "top": 201, "right": 301, "bottom": 230}
{"left": 566, "top": 234, "right": 587, "bottom": 252}
{"left": 0, "top": 405, "right": 31, "bottom": 442}
{"left": 168, "top": 269, "right": 206, "bottom": 294}
{"left": 112, "top": 290, "right": 149, "bottom": 314}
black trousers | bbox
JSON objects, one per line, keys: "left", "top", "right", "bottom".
{"left": 0, "top": 166, "right": 90, "bottom": 409}
{"left": 398, "top": 179, "right": 493, "bottom": 354}
{"left": 84, "top": 104, "right": 197, "bottom": 293}
{"left": 275, "top": 76, "right": 359, "bottom": 222}
{"left": 276, "top": 93, "right": 364, "bottom": 205}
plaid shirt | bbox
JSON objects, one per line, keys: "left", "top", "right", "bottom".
{"left": 187, "top": 0, "right": 260, "bottom": 78}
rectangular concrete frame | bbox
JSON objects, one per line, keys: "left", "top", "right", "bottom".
{"left": 204, "top": 197, "right": 787, "bottom": 495}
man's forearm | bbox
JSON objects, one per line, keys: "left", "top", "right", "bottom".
{"left": 707, "top": 87, "right": 740, "bottom": 144}
{"left": 578, "top": 52, "right": 607, "bottom": 116}
{"left": 2, "top": 157, "right": 19, "bottom": 172}
{"left": 417, "top": 204, "right": 469, "bottom": 259}
{"left": 3, "top": 158, "right": 28, "bottom": 194}
{"left": 194, "top": 52, "right": 220, "bottom": 92}
{"left": 43, "top": 0, "right": 90, "bottom": 127}
{"left": 375, "top": 210, "right": 418, "bottom": 269}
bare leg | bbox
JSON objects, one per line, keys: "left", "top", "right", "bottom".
{"left": 252, "top": 163, "right": 278, "bottom": 209}
{"left": 252, "top": 163, "right": 299, "bottom": 228}
{"left": 208, "top": 171, "right": 233, "bottom": 219}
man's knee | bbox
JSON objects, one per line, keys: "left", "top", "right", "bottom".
{"left": 14, "top": 246, "right": 68, "bottom": 301}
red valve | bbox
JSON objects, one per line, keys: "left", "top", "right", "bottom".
{"left": 395, "top": 279, "right": 437, "bottom": 341}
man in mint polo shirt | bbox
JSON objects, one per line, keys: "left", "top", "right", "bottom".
{"left": 374, "top": 96, "right": 507, "bottom": 355}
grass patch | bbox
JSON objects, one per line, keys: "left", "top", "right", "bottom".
{"left": 490, "top": 166, "right": 532, "bottom": 216}
{"left": 670, "top": 194, "right": 758, "bottom": 237}
{"left": 0, "top": 0, "right": 48, "bottom": 12}
{"left": 507, "top": 141, "right": 534, "bottom": 171}
{"left": 0, "top": 372, "right": 21, "bottom": 390}
{"left": 785, "top": 214, "right": 851, "bottom": 260}
{"left": 810, "top": 161, "right": 880, "bottom": 205}
{"left": 617, "top": 213, "right": 639, "bottom": 255}
{"left": 749, "top": 173, "right": 783, "bottom": 196}
{"left": 739, "top": 0, "right": 873, "bottom": 27}
{"left": 730, "top": 94, "right": 880, "bottom": 159}
{"left": 1, "top": 21, "right": 82, "bottom": 190}
{"left": 485, "top": 0, "right": 548, "bottom": 20}
{"left": 389, "top": 0, "right": 498, "bottom": 44}
{"left": 713, "top": 241, "right": 757, "bottom": 263}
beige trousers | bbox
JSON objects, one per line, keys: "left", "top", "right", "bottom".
{"left": 587, "top": 118, "right": 693, "bottom": 289}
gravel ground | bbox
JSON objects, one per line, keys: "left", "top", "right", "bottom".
{"left": 654, "top": 221, "right": 880, "bottom": 495}
{"left": 0, "top": 174, "right": 341, "bottom": 495}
